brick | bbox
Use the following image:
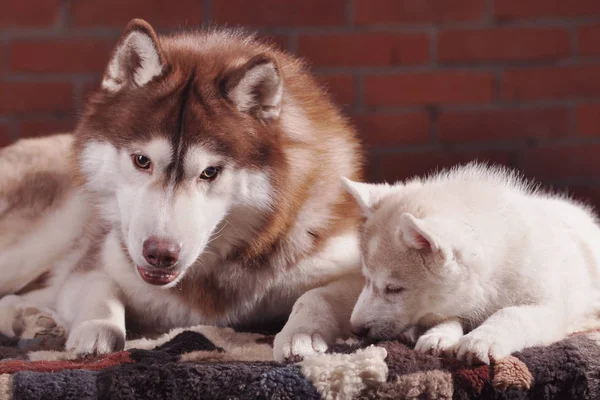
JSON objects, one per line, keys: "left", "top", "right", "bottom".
{"left": 10, "top": 40, "right": 113, "bottom": 74}
{"left": 298, "top": 33, "right": 429, "bottom": 67}
{"left": 214, "top": 0, "right": 346, "bottom": 26}
{"left": 355, "top": 0, "right": 486, "bottom": 25}
{"left": 439, "top": 28, "right": 570, "bottom": 64}
{"left": 315, "top": 75, "right": 356, "bottom": 106}
{"left": 0, "top": 0, "right": 60, "bottom": 27}
{"left": 364, "top": 71, "right": 494, "bottom": 107}
{"left": 352, "top": 112, "right": 431, "bottom": 147}
{"left": 503, "top": 65, "right": 600, "bottom": 101}
{"left": 0, "top": 82, "right": 73, "bottom": 114}
{"left": 576, "top": 104, "right": 600, "bottom": 136}
{"left": 495, "top": 0, "right": 600, "bottom": 20}
{"left": 522, "top": 144, "right": 600, "bottom": 179}
{"left": 71, "top": 0, "right": 202, "bottom": 28}
{"left": 440, "top": 108, "right": 570, "bottom": 142}
{"left": 578, "top": 25, "right": 600, "bottom": 57}
{"left": 18, "top": 119, "right": 76, "bottom": 139}
{"left": 378, "top": 150, "right": 514, "bottom": 182}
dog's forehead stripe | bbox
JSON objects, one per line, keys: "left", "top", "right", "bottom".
{"left": 168, "top": 72, "right": 197, "bottom": 187}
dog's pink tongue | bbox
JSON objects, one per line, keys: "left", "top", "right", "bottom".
{"left": 137, "top": 266, "right": 180, "bottom": 286}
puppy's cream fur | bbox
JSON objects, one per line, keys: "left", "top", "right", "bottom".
{"left": 344, "top": 163, "right": 600, "bottom": 364}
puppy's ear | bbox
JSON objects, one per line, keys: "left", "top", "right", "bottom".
{"left": 102, "top": 19, "right": 167, "bottom": 92}
{"left": 398, "top": 213, "right": 442, "bottom": 252}
{"left": 222, "top": 55, "right": 283, "bottom": 122}
{"left": 341, "top": 178, "right": 394, "bottom": 217}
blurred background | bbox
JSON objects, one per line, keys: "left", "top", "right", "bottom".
{"left": 1, "top": 0, "right": 599, "bottom": 206}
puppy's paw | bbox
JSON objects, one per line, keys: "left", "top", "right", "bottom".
{"left": 415, "top": 331, "right": 459, "bottom": 357}
{"left": 66, "top": 320, "right": 125, "bottom": 355}
{"left": 273, "top": 328, "right": 328, "bottom": 362}
{"left": 13, "top": 306, "right": 66, "bottom": 341}
{"left": 455, "top": 331, "right": 509, "bottom": 365}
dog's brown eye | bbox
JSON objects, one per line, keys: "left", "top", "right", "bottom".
{"left": 200, "top": 166, "right": 220, "bottom": 181}
{"left": 385, "top": 285, "right": 405, "bottom": 295}
{"left": 133, "top": 154, "right": 152, "bottom": 171}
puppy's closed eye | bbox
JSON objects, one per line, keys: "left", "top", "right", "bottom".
{"left": 385, "top": 285, "right": 406, "bottom": 295}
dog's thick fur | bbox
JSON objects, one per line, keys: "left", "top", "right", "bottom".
{"left": 344, "top": 163, "right": 600, "bottom": 365}
{"left": 0, "top": 19, "right": 365, "bottom": 360}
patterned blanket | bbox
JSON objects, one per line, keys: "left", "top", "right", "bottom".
{"left": 0, "top": 325, "right": 598, "bottom": 399}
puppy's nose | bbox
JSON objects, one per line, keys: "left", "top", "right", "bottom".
{"left": 143, "top": 237, "right": 181, "bottom": 268}
{"left": 350, "top": 325, "right": 370, "bottom": 338}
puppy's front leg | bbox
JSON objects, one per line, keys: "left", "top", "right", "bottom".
{"left": 414, "top": 318, "right": 463, "bottom": 356}
{"left": 456, "top": 305, "right": 563, "bottom": 365}
{"left": 273, "top": 273, "right": 364, "bottom": 361}
{"left": 57, "top": 270, "right": 126, "bottom": 355}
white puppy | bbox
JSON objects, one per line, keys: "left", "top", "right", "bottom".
{"left": 343, "top": 163, "right": 600, "bottom": 365}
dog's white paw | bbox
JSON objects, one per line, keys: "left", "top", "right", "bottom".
{"left": 12, "top": 306, "right": 66, "bottom": 341}
{"left": 273, "top": 329, "right": 328, "bottom": 362}
{"left": 455, "top": 330, "right": 509, "bottom": 365}
{"left": 414, "top": 331, "right": 460, "bottom": 357}
{"left": 66, "top": 320, "right": 125, "bottom": 355}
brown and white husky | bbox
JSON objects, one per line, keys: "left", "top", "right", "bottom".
{"left": 0, "top": 19, "right": 365, "bottom": 360}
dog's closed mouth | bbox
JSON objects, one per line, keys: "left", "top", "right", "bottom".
{"left": 137, "top": 266, "right": 180, "bottom": 286}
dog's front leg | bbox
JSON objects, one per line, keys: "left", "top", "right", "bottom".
{"left": 57, "top": 270, "right": 126, "bottom": 355}
{"left": 273, "top": 272, "right": 364, "bottom": 361}
{"left": 455, "top": 305, "right": 563, "bottom": 365}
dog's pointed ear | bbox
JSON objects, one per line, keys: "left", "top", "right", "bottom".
{"left": 102, "top": 19, "right": 167, "bottom": 92}
{"left": 222, "top": 55, "right": 283, "bottom": 122}
{"left": 398, "top": 213, "right": 441, "bottom": 252}
{"left": 341, "top": 177, "right": 393, "bottom": 217}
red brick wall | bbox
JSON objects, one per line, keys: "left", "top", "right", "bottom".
{"left": 1, "top": 0, "right": 600, "bottom": 205}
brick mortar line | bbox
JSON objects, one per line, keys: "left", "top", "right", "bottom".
{"left": 312, "top": 61, "right": 600, "bottom": 75}
{"left": 288, "top": 31, "right": 298, "bottom": 54}
{"left": 0, "top": 41, "right": 8, "bottom": 77}
{"left": 484, "top": 0, "right": 494, "bottom": 25}
{"left": 369, "top": 135, "right": 600, "bottom": 155}
{"left": 2, "top": 17, "right": 600, "bottom": 41}
{"left": 4, "top": 73, "right": 100, "bottom": 83}
{"left": 0, "top": 29, "right": 122, "bottom": 41}
{"left": 570, "top": 25, "right": 580, "bottom": 57}
{"left": 1, "top": 22, "right": 596, "bottom": 45}
{"left": 0, "top": 112, "right": 77, "bottom": 121}
{"left": 57, "top": 0, "right": 71, "bottom": 32}
{"left": 429, "top": 25, "right": 438, "bottom": 66}
{"left": 187, "top": 17, "right": 600, "bottom": 35}
{"left": 203, "top": 0, "right": 214, "bottom": 24}
{"left": 494, "top": 17, "right": 600, "bottom": 28}
{"left": 344, "top": 99, "right": 600, "bottom": 115}
{"left": 345, "top": 0, "right": 355, "bottom": 26}
{"left": 439, "top": 56, "right": 600, "bottom": 69}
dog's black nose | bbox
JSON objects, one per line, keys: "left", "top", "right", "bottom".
{"left": 143, "top": 237, "right": 181, "bottom": 268}
{"left": 350, "top": 325, "right": 370, "bottom": 338}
